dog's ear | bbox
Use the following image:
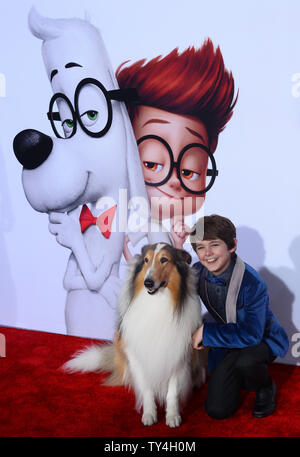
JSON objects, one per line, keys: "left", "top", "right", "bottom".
{"left": 175, "top": 248, "right": 192, "bottom": 265}
{"left": 141, "top": 244, "right": 149, "bottom": 257}
{"left": 132, "top": 247, "right": 148, "bottom": 277}
{"left": 140, "top": 244, "right": 154, "bottom": 259}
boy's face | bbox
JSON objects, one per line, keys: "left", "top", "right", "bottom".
{"left": 132, "top": 106, "right": 209, "bottom": 220}
{"left": 195, "top": 238, "right": 237, "bottom": 275}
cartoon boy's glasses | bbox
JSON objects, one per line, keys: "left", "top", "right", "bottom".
{"left": 137, "top": 134, "right": 218, "bottom": 195}
{"left": 47, "top": 77, "right": 138, "bottom": 139}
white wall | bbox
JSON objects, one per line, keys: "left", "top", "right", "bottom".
{"left": 0, "top": 0, "right": 299, "bottom": 364}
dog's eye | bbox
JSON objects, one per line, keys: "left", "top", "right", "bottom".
{"left": 144, "top": 257, "right": 149, "bottom": 263}
{"left": 160, "top": 257, "right": 168, "bottom": 264}
{"left": 80, "top": 110, "right": 99, "bottom": 127}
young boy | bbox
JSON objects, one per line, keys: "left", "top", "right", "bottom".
{"left": 191, "top": 215, "right": 289, "bottom": 419}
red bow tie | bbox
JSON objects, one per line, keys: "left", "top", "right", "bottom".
{"left": 79, "top": 204, "right": 117, "bottom": 239}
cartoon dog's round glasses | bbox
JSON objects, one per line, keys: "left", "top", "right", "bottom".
{"left": 47, "top": 77, "right": 138, "bottom": 139}
{"left": 137, "top": 134, "right": 218, "bottom": 195}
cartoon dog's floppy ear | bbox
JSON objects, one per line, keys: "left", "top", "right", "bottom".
{"left": 117, "top": 97, "right": 172, "bottom": 245}
{"left": 106, "top": 68, "right": 149, "bottom": 204}
{"left": 120, "top": 102, "right": 150, "bottom": 208}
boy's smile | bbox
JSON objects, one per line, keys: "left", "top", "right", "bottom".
{"left": 195, "top": 238, "right": 237, "bottom": 276}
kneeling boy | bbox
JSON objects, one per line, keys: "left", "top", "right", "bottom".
{"left": 191, "top": 214, "right": 289, "bottom": 419}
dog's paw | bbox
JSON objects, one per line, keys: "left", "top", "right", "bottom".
{"left": 142, "top": 412, "right": 157, "bottom": 426}
{"left": 166, "top": 414, "right": 182, "bottom": 428}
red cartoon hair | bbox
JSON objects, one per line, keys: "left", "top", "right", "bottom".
{"left": 116, "top": 39, "right": 237, "bottom": 148}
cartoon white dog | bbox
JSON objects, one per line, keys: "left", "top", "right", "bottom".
{"left": 13, "top": 9, "right": 166, "bottom": 340}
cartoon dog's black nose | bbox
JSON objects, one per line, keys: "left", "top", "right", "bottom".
{"left": 13, "top": 129, "right": 53, "bottom": 170}
{"left": 144, "top": 278, "right": 155, "bottom": 289}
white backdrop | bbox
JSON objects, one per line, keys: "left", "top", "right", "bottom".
{"left": 0, "top": 0, "right": 299, "bottom": 365}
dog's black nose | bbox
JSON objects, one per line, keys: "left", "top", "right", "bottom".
{"left": 13, "top": 129, "right": 53, "bottom": 170}
{"left": 144, "top": 278, "right": 154, "bottom": 289}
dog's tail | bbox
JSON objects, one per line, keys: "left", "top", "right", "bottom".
{"left": 62, "top": 343, "right": 114, "bottom": 374}
{"left": 62, "top": 332, "right": 129, "bottom": 386}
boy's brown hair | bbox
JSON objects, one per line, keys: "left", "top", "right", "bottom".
{"left": 190, "top": 214, "right": 236, "bottom": 252}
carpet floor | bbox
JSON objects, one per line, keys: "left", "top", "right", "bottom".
{"left": 0, "top": 325, "right": 299, "bottom": 437}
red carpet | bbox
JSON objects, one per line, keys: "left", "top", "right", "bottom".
{"left": 0, "top": 325, "right": 299, "bottom": 437}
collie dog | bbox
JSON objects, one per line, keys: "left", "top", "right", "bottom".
{"left": 63, "top": 243, "right": 206, "bottom": 427}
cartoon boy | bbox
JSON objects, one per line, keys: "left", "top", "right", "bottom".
{"left": 191, "top": 214, "right": 289, "bottom": 419}
{"left": 116, "top": 40, "right": 236, "bottom": 256}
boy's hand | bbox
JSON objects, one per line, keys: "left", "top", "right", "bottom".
{"left": 170, "top": 218, "right": 190, "bottom": 249}
{"left": 192, "top": 324, "right": 204, "bottom": 350}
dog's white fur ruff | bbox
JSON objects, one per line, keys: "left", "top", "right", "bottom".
{"left": 63, "top": 248, "right": 205, "bottom": 427}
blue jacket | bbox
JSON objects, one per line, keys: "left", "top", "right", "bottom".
{"left": 193, "top": 257, "right": 289, "bottom": 372}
